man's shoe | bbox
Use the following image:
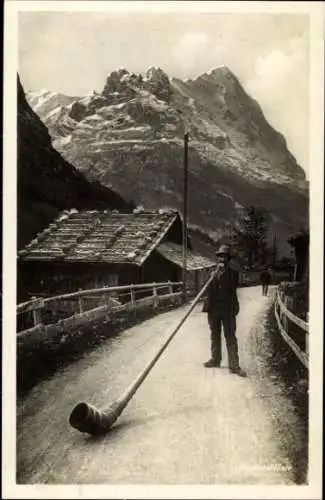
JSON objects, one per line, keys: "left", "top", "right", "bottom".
{"left": 204, "top": 359, "right": 220, "bottom": 368}
{"left": 229, "top": 367, "right": 247, "bottom": 377}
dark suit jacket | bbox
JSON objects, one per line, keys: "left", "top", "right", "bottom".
{"left": 203, "top": 265, "right": 240, "bottom": 316}
{"left": 260, "top": 271, "right": 271, "bottom": 285}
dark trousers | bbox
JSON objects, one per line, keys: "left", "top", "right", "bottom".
{"left": 262, "top": 284, "right": 269, "bottom": 296}
{"left": 207, "top": 311, "right": 240, "bottom": 370}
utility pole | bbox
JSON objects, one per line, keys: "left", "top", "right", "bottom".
{"left": 182, "top": 132, "right": 189, "bottom": 302}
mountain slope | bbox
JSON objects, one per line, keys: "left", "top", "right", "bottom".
{"left": 26, "top": 66, "right": 309, "bottom": 255}
{"left": 18, "top": 75, "right": 134, "bottom": 249}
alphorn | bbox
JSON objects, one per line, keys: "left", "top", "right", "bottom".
{"left": 69, "top": 273, "right": 215, "bottom": 435}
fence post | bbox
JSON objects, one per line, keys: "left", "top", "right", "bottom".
{"left": 31, "top": 296, "right": 42, "bottom": 327}
{"left": 279, "top": 290, "right": 284, "bottom": 322}
{"left": 78, "top": 289, "right": 84, "bottom": 314}
{"left": 305, "top": 332, "right": 309, "bottom": 355}
{"left": 130, "top": 285, "right": 135, "bottom": 311}
{"left": 153, "top": 284, "right": 158, "bottom": 309}
{"left": 287, "top": 295, "right": 294, "bottom": 336}
{"left": 304, "top": 311, "right": 309, "bottom": 354}
{"left": 105, "top": 293, "right": 111, "bottom": 322}
{"left": 275, "top": 289, "right": 279, "bottom": 316}
{"left": 283, "top": 295, "right": 289, "bottom": 333}
{"left": 168, "top": 280, "right": 173, "bottom": 295}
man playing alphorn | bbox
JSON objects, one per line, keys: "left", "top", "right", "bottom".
{"left": 203, "top": 244, "right": 246, "bottom": 377}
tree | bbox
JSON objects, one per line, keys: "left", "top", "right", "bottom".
{"left": 229, "top": 206, "right": 271, "bottom": 268}
{"left": 271, "top": 234, "right": 278, "bottom": 270}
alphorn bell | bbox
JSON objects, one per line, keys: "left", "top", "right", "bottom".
{"left": 69, "top": 273, "right": 215, "bottom": 435}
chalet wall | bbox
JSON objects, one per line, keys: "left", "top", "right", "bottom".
{"left": 141, "top": 252, "right": 180, "bottom": 284}
{"left": 17, "top": 258, "right": 176, "bottom": 301}
{"left": 18, "top": 261, "right": 119, "bottom": 300}
{"left": 165, "top": 218, "right": 192, "bottom": 249}
{"left": 142, "top": 252, "right": 211, "bottom": 294}
{"left": 18, "top": 246, "right": 212, "bottom": 302}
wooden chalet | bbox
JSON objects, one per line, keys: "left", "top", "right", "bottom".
{"left": 18, "top": 208, "right": 215, "bottom": 300}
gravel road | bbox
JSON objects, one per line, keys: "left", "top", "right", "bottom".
{"left": 16, "top": 286, "right": 307, "bottom": 484}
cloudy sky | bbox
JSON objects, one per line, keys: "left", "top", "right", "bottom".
{"left": 19, "top": 9, "right": 310, "bottom": 176}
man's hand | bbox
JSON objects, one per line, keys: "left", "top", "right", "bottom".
{"left": 212, "top": 263, "right": 224, "bottom": 276}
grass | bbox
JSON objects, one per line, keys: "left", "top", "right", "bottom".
{"left": 264, "top": 305, "right": 308, "bottom": 484}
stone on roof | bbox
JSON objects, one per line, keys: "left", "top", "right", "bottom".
{"left": 18, "top": 209, "right": 179, "bottom": 266}
{"left": 157, "top": 242, "right": 215, "bottom": 271}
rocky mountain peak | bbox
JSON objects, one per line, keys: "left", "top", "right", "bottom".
{"left": 102, "top": 68, "right": 139, "bottom": 101}
{"left": 85, "top": 89, "right": 99, "bottom": 98}
{"left": 144, "top": 66, "right": 169, "bottom": 82}
{"left": 101, "top": 65, "right": 172, "bottom": 104}
{"left": 206, "top": 65, "right": 237, "bottom": 79}
{"left": 143, "top": 66, "right": 171, "bottom": 102}
{"left": 193, "top": 65, "right": 242, "bottom": 96}
{"left": 25, "top": 66, "right": 308, "bottom": 255}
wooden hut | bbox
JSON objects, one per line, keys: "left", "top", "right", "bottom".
{"left": 18, "top": 208, "right": 215, "bottom": 301}
{"left": 156, "top": 242, "right": 215, "bottom": 293}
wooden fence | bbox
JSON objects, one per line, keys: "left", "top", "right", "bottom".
{"left": 274, "top": 287, "right": 309, "bottom": 369}
{"left": 17, "top": 281, "right": 183, "bottom": 343}
{"left": 239, "top": 270, "right": 292, "bottom": 287}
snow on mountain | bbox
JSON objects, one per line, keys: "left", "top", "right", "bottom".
{"left": 19, "top": 77, "right": 133, "bottom": 250}
{"left": 26, "top": 66, "right": 309, "bottom": 254}
{"left": 26, "top": 89, "right": 78, "bottom": 116}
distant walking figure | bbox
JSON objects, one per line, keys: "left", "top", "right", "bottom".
{"left": 202, "top": 245, "right": 246, "bottom": 377}
{"left": 260, "top": 268, "right": 272, "bottom": 296}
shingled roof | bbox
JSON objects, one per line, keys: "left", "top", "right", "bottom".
{"left": 18, "top": 208, "right": 181, "bottom": 266}
{"left": 157, "top": 242, "right": 215, "bottom": 271}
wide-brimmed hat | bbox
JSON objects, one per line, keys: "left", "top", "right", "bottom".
{"left": 216, "top": 244, "right": 232, "bottom": 258}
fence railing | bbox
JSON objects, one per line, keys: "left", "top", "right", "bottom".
{"left": 274, "top": 287, "right": 309, "bottom": 369}
{"left": 17, "top": 281, "right": 183, "bottom": 341}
